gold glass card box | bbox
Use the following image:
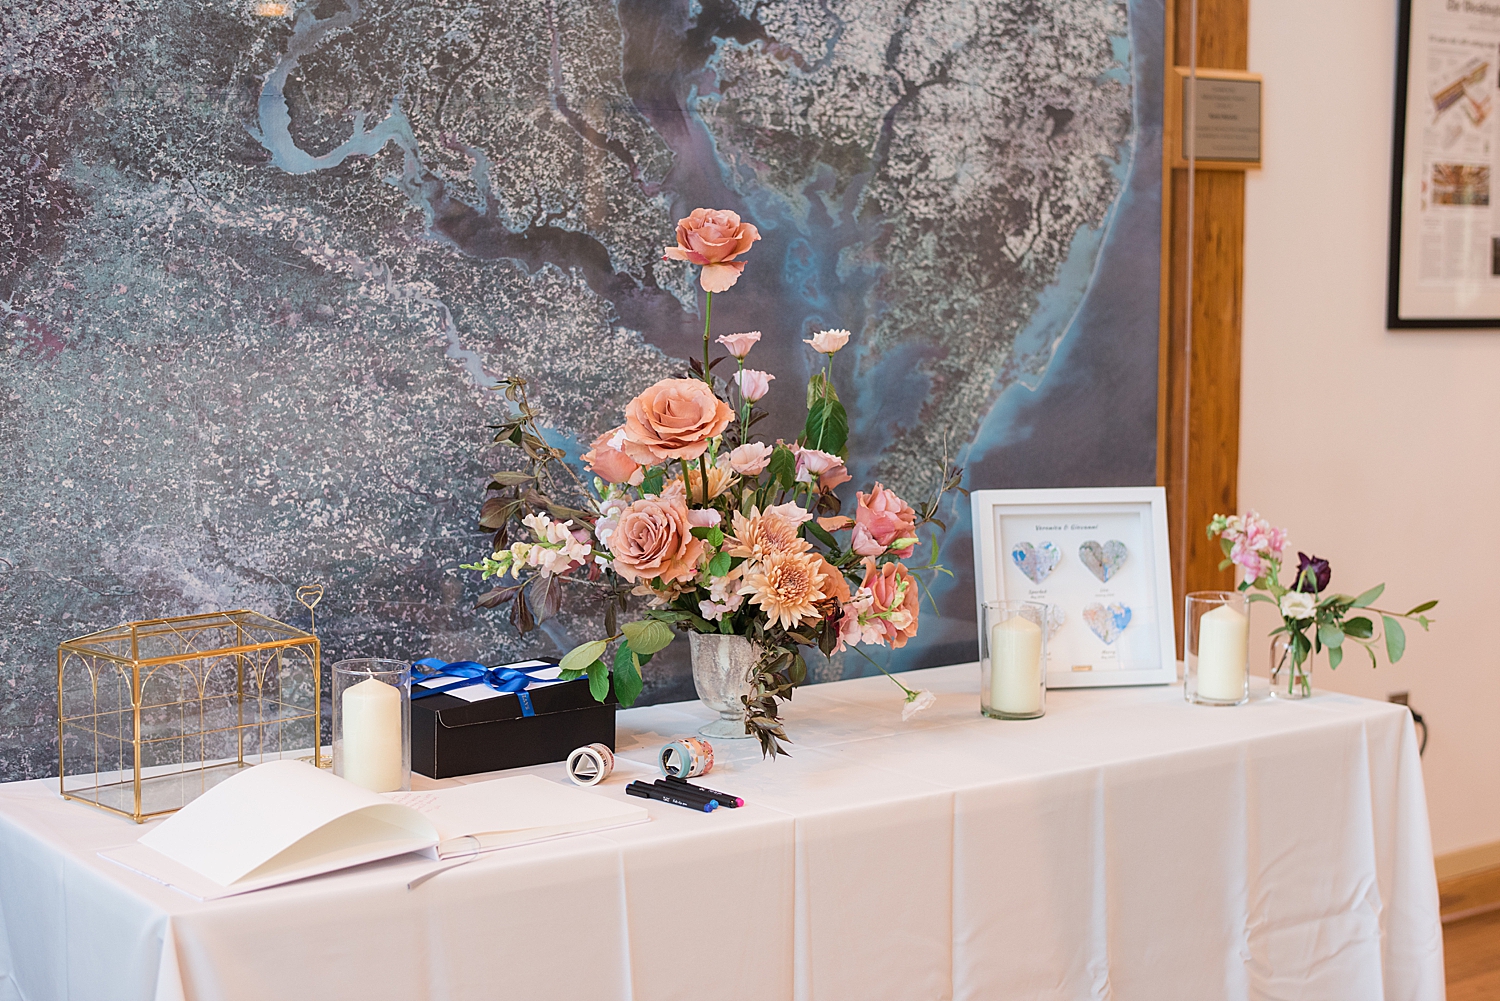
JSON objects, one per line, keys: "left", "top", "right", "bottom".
{"left": 58, "top": 611, "right": 321, "bottom": 823}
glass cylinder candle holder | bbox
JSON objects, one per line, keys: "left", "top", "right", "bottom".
{"left": 1184, "top": 591, "right": 1250, "bottom": 706}
{"left": 980, "top": 600, "right": 1048, "bottom": 720}
{"left": 332, "top": 658, "right": 411, "bottom": 792}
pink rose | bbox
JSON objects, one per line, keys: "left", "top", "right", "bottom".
{"left": 716, "top": 331, "right": 761, "bottom": 358}
{"left": 793, "top": 446, "right": 851, "bottom": 491}
{"left": 622, "top": 378, "right": 735, "bottom": 462}
{"left": 662, "top": 208, "right": 761, "bottom": 293}
{"left": 728, "top": 442, "right": 773, "bottom": 475}
{"left": 732, "top": 368, "right": 774, "bottom": 402}
{"left": 860, "top": 558, "right": 920, "bottom": 648}
{"left": 687, "top": 508, "right": 722, "bottom": 528}
{"left": 582, "top": 427, "right": 644, "bottom": 485}
{"left": 607, "top": 481, "right": 705, "bottom": 584}
{"left": 853, "top": 483, "right": 918, "bottom": 558}
{"left": 803, "top": 328, "right": 850, "bottom": 354}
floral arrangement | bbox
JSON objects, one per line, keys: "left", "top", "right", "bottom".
{"left": 1207, "top": 511, "right": 1436, "bottom": 696}
{"left": 463, "top": 208, "right": 962, "bottom": 756}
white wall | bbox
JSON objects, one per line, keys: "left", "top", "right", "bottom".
{"left": 1243, "top": 0, "right": 1500, "bottom": 856}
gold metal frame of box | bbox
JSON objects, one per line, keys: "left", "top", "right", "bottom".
{"left": 57, "top": 610, "right": 321, "bottom": 823}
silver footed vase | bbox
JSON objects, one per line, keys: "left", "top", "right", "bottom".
{"left": 688, "top": 632, "right": 759, "bottom": 739}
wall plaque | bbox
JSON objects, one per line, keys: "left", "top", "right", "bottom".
{"left": 1166, "top": 68, "right": 1263, "bottom": 170}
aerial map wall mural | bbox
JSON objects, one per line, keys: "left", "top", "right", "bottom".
{"left": 0, "top": 0, "right": 1164, "bottom": 778}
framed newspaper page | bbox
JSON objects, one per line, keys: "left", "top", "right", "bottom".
{"left": 1389, "top": 0, "right": 1500, "bottom": 327}
{"left": 970, "top": 487, "right": 1176, "bottom": 689}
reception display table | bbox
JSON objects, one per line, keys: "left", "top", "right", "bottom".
{"left": 0, "top": 665, "right": 1443, "bottom": 1001}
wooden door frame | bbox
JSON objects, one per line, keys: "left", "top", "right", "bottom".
{"left": 1158, "top": 0, "right": 1250, "bottom": 656}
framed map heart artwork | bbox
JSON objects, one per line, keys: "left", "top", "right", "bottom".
{"left": 970, "top": 487, "right": 1176, "bottom": 688}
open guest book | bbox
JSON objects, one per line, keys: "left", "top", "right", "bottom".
{"left": 99, "top": 760, "right": 647, "bottom": 899}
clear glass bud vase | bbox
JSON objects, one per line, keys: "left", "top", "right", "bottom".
{"left": 689, "top": 632, "right": 759, "bottom": 739}
{"left": 1269, "top": 635, "right": 1312, "bottom": 699}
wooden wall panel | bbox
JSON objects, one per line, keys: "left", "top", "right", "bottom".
{"left": 1160, "top": 0, "right": 1249, "bottom": 656}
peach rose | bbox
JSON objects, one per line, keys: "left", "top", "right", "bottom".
{"left": 803, "top": 328, "right": 850, "bottom": 354}
{"left": 732, "top": 368, "right": 774, "bottom": 402}
{"left": 607, "top": 481, "right": 705, "bottom": 584}
{"left": 852, "top": 482, "right": 918, "bottom": 558}
{"left": 813, "top": 553, "right": 852, "bottom": 604}
{"left": 860, "top": 558, "right": 920, "bottom": 648}
{"left": 582, "top": 427, "right": 644, "bottom": 486}
{"left": 716, "top": 331, "right": 761, "bottom": 358}
{"left": 622, "top": 378, "right": 735, "bottom": 462}
{"left": 663, "top": 208, "right": 761, "bottom": 293}
{"left": 728, "top": 442, "right": 772, "bottom": 475}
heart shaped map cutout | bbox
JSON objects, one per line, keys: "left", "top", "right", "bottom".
{"left": 1079, "top": 540, "right": 1128, "bottom": 583}
{"left": 1083, "top": 602, "right": 1132, "bottom": 644}
{"left": 1011, "top": 541, "right": 1061, "bottom": 585}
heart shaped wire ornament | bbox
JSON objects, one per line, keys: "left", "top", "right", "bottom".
{"left": 294, "top": 583, "right": 328, "bottom": 767}
{"left": 296, "top": 583, "right": 324, "bottom": 635}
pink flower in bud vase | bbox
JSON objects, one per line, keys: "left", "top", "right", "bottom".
{"left": 732, "top": 368, "right": 774, "bottom": 402}
{"left": 716, "top": 331, "right": 761, "bottom": 359}
{"left": 728, "top": 442, "right": 773, "bottom": 475}
{"left": 803, "top": 328, "right": 850, "bottom": 354}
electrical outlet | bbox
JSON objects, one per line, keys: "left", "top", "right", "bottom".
{"left": 1388, "top": 691, "right": 1410, "bottom": 706}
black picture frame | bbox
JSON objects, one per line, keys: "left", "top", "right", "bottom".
{"left": 1387, "top": 0, "right": 1500, "bottom": 329}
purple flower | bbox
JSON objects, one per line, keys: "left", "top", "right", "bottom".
{"left": 1293, "top": 552, "right": 1331, "bottom": 593}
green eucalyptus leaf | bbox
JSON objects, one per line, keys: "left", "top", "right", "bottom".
{"left": 1383, "top": 616, "right": 1407, "bottom": 663}
{"left": 557, "top": 667, "right": 585, "bottom": 682}
{"left": 1351, "top": 584, "right": 1385, "bottom": 608}
{"left": 1317, "top": 623, "right": 1345, "bottom": 648}
{"left": 560, "top": 639, "right": 609, "bottom": 675}
{"left": 1344, "top": 616, "right": 1374, "bottom": 640}
{"left": 621, "top": 619, "right": 675, "bottom": 656}
{"left": 1405, "top": 600, "right": 1438, "bottom": 615}
{"left": 1328, "top": 645, "right": 1343, "bottom": 670}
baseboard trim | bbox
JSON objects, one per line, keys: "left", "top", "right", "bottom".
{"left": 1438, "top": 862, "right": 1500, "bottom": 923}
{"left": 1436, "top": 840, "right": 1500, "bottom": 881}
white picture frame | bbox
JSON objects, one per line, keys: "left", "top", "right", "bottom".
{"left": 970, "top": 486, "right": 1176, "bottom": 688}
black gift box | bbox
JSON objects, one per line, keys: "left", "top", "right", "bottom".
{"left": 410, "top": 672, "right": 617, "bottom": 779}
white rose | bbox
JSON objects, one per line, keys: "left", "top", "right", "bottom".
{"left": 1279, "top": 591, "right": 1317, "bottom": 621}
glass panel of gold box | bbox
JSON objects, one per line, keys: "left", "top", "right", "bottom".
{"left": 58, "top": 610, "right": 321, "bottom": 823}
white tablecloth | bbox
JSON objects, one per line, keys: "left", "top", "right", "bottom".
{"left": 0, "top": 666, "right": 1444, "bottom": 1001}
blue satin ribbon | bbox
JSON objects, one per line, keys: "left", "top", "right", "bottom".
{"left": 410, "top": 659, "right": 558, "bottom": 716}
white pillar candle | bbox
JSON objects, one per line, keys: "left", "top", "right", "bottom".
{"left": 990, "top": 615, "right": 1043, "bottom": 715}
{"left": 1195, "top": 604, "right": 1249, "bottom": 702}
{"left": 340, "top": 677, "right": 403, "bottom": 792}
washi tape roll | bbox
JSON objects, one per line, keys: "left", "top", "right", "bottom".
{"left": 659, "top": 736, "right": 714, "bottom": 778}
{"left": 565, "top": 743, "right": 615, "bottom": 786}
